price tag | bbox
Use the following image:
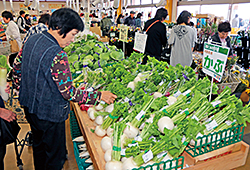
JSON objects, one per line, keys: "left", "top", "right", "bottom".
{"left": 86, "top": 87, "right": 94, "bottom": 92}
{"left": 110, "top": 32, "right": 116, "bottom": 37}
{"left": 211, "top": 100, "right": 222, "bottom": 107}
{"left": 205, "top": 120, "right": 218, "bottom": 131}
{"left": 133, "top": 32, "right": 148, "bottom": 53}
{"left": 134, "top": 136, "right": 143, "bottom": 142}
{"left": 192, "top": 115, "right": 199, "bottom": 121}
{"left": 182, "top": 135, "right": 186, "bottom": 143}
{"left": 142, "top": 150, "right": 153, "bottom": 163}
{"left": 135, "top": 110, "right": 146, "bottom": 121}
{"left": 202, "top": 42, "right": 229, "bottom": 82}
{"left": 124, "top": 97, "right": 130, "bottom": 102}
{"left": 183, "top": 89, "right": 191, "bottom": 96}
{"left": 159, "top": 81, "right": 164, "bottom": 86}
{"left": 157, "top": 151, "right": 167, "bottom": 159}
{"left": 173, "top": 90, "right": 182, "bottom": 98}
{"left": 76, "top": 71, "right": 82, "bottom": 74}
{"left": 225, "top": 120, "right": 232, "bottom": 126}
{"left": 174, "top": 79, "right": 180, "bottom": 83}
{"left": 121, "top": 148, "right": 126, "bottom": 156}
{"left": 128, "top": 143, "right": 138, "bottom": 147}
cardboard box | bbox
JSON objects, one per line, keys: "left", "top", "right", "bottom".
{"left": 98, "top": 36, "right": 109, "bottom": 43}
{"left": 182, "top": 141, "right": 249, "bottom": 170}
{"left": 195, "top": 14, "right": 215, "bottom": 19}
{"left": 90, "top": 26, "right": 102, "bottom": 37}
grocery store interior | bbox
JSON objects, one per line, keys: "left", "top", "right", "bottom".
{"left": 1, "top": 0, "right": 250, "bottom": 170}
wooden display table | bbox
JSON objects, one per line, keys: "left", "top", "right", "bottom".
{"left": 71, "top": 102, "right": 106, "bottom": 170}
{"left": 71, "top": 102, "right": 249, "bottom": 170}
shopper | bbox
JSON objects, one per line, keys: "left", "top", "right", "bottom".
{"left": 116, "top": 14, "right": 124, "bottom": 25}
{"left": 22, "top": 13, "right": 51, "bottom": 44}
{"left": 12, "top": 8, "right": 117, "bottom": 170}
{"left": 135, "top": 13, "right": 142, "bottom": 28}
{"left": 124, "top": 11, "right": 136, "bottom": 26}
{"left": 0, "top": 83, "right": 16, "bottom": 170}
{"left": 143, "top": 8, "right": 168, "bottom": 62}
{"left": 24, "top": 14, "right": 32, "bottom": 31}
{"left": 17, "top": 10, "right": 26, "bottom": 33}
{"left": 100, "top": 12, "right": 112, "bottom": 36}
{"left": 168, "top": 10, "right": 196, "bottom": 67}
{"left": 232, "top": 14, "right": 239, "bottom": 28}
{"left": 1, "top": 11, "right": 22, "bottom": 50}
{"left": 211, "top": 21, "right": 233, "bottom": 56}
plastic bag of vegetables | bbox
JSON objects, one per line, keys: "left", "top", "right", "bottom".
{"left": 0, "top": 55, "right": 10, "bottom": 101}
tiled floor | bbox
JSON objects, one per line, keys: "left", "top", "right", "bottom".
{"left": 4, "top": 119, "right": 78, "bottom": 170}
{"left": 3, "top": 121, "right": 250, "bottom": 170}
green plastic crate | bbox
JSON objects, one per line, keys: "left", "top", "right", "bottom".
{"left": 185, "top": 124, "right": 245, "bottom": 157}
{"left": 133, "top": 156, "right": 184, "bottom": 170}
{"left": 70, "top": 111, "right": 92, "bottom": 170}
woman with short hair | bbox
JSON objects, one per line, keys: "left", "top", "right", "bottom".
{"left": 1, "top": 11, "right": 22, "bottom": 50}
{"left": 12, "top": 8, "right": 117, "bottom": 170}
{"left": 168, "top": 10, "right": 196, "bottom": 67}
{"left": 211, "top": 21, "right": 233, "bottom": 55}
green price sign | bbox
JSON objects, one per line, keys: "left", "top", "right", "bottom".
{"left": 202, "top": 42, "right": 229, "bottom": 82}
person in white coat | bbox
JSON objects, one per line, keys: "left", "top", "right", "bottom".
{"left": 1, "top": 11, "right": 22, "bottom": 50}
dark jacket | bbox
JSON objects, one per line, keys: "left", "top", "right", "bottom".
{"left": 19, "top": 31, "right": 70, "bottom": 123}
{"left": 100, "top": 17, "right": 112, "bottom": 36}
{"left": 135, "top": 18, "right": 142, "bottom": 28}
{"left": 211, "top": 32, "right": 233, "bottom": 56}
{"left": 124, "top": 16, "right": 136, "bottom": 26}
{"left": 143, "top": 18, "right": 167, "bottom": 60}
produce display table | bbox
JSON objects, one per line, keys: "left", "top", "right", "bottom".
{"left": 71, "top": 102, "right": 249, "bottom": 170}
{"left": 71, "top": 102, "right": 105, "bottom": 170}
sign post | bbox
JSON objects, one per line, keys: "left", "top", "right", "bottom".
{"left": 202, "top": 42, "right": 229, "bottom": 101}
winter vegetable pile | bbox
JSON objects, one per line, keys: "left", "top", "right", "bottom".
{"left": 64, "top": 34, "right": 124, "bottom": 75}
{"left": 68, "top": 38, "right": 250, "bottom": 170}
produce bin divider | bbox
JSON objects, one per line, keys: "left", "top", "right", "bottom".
{"left": 70, "top": 110, "right": 92, "bottom": 170}
{"left": 185, "top": 124, "right": 245, "bottom": 157}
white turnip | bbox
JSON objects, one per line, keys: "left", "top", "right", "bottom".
{"left": 105, "top": 104, "right": 114, "bottom": 113}
{"left": 101, "top": 136, "right": 112, "bottom": 152}
{"left": 104, "top": 149, "right": 112, "bottom": 162}
{"left": 87, "top": 107, "right": 96, "bottom": 120}
{"left": 95, "top": 126, "right": 106, "bottom": 137}
{"left": 105, "top": 161, "right": 123, "bottom": 170}
{"left": 123, "top": 122, "right": 139, "bottom": 138}
{"left": 95, "top": 115, "right": 104, "bottom": 125}
{"left": 153, "top": 92, "right": 163, "bottom": 99}
{"left": 127, "top": 82, "right": 135, "bottom": 91}
{"left": 167, "top": 96, "right": 177, "bottom": 106}
{"left": 107, "top": 126, "right": 114, "bottom": 136}
{"left": 122, "top": 157, "right": 138, "bottom": 170}
{"left": 158, "top": 116, "right": 174, "bottom": 133}
{"left": 95, "top": 103, "right": 104, "bottom": 110}
{"left": 133, "top": 76, "right": 141, "bottom": 83}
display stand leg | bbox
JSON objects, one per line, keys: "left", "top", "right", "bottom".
{"left": 209, "top": 78, "right": 214, "bottom": 102}
{"left": 123, "top": 42, "right": 125, "bottom": 54}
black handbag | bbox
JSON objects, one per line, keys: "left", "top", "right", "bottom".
{"left": 0, "top": 118, "right": 20, "bottom": 145}
{"left": 161, "top": 43, "right": 171, "bottom": 63}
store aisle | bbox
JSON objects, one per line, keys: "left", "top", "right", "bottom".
{"left": 4, "top": 119, "right": 78, "bottom": 170}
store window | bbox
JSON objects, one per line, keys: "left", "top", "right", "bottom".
{"left": 230, "top": 3, "right": 250, "bottom": 29}
{"left": 153, "top": 0, "right": 160, "bottom": 3}
{"left": 141, "top": 0, "right": 153, "bottom": 5}
{"left": 200, "top": 4, "right": 230, "bottom": 21}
